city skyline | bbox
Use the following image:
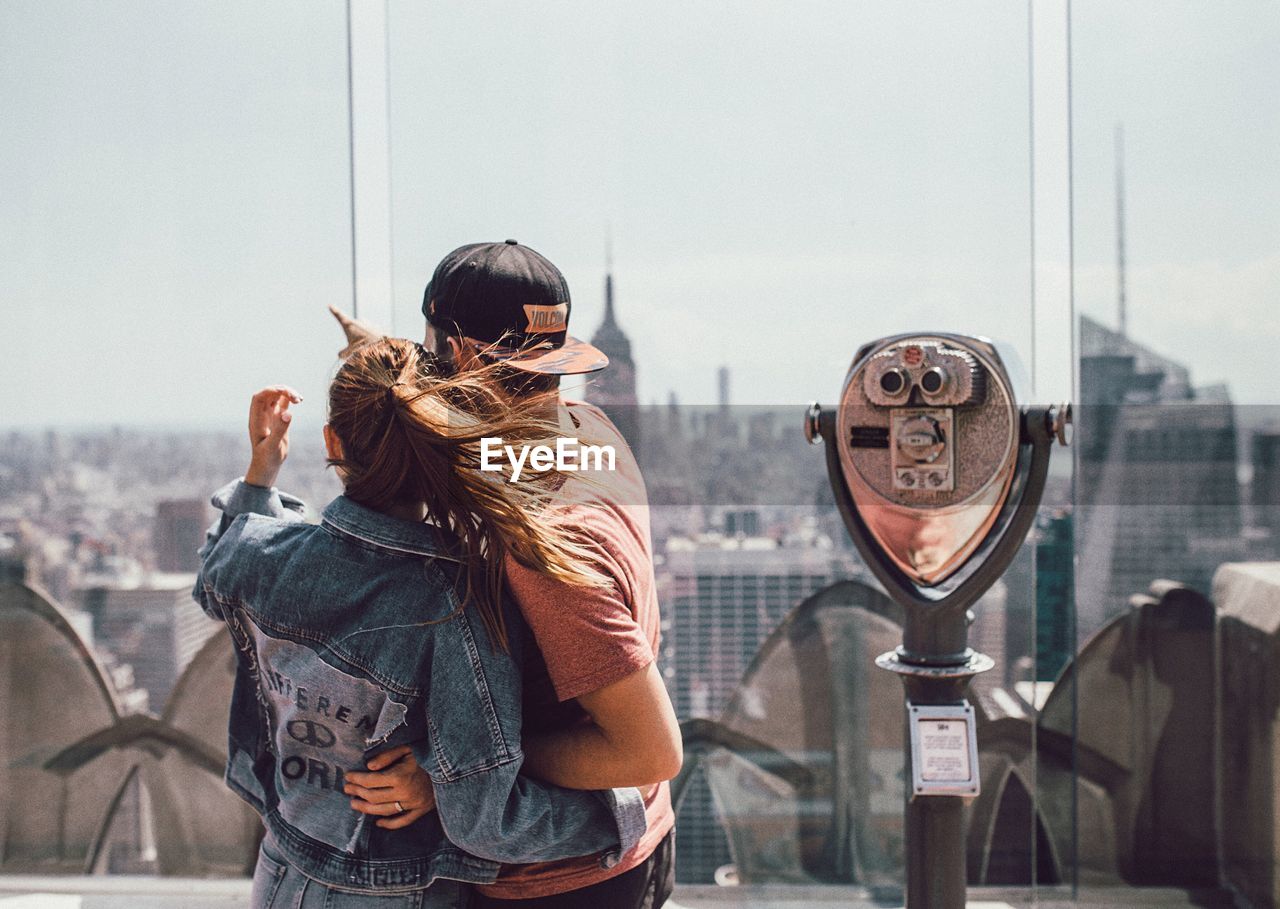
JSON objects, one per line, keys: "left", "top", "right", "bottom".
{"left": 3, "top": 2, "right": 1279, "bottom": 904}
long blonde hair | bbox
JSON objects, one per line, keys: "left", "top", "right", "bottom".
{"left": 326, "top": 338, "right": 608, "bottom": 650}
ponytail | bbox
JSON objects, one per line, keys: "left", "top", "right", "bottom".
{"left": 327, "top": 339, "right": 608, "bottom": 650}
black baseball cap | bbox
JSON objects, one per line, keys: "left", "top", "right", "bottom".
{"left": 422, "top": 239, "right": 609, "bottom": 375}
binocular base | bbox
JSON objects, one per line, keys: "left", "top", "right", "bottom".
{"left": 876, "top": 648, "right": 995, "bottom": 681}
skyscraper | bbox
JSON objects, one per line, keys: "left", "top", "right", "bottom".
{"left": 1075, "top": 314, "right": 1243, "bottom": 635}
{"left": 153, "top": 499, "right": 208, "bottom": 572}
{"left": 75, "top": 574, "right": 219, "bottom": 714}
{"left": 586, "top": 264, "right": 641, "bottom": 458}
{"left": 1252, "top": 430, "right": 1280, "bottom": 535}
{"left": 1035, "top": 509, "right": 1075, "bottom": 682}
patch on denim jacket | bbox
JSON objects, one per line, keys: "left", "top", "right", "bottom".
{"left": 250, "top": 623, "right": 413, "bottom": 853}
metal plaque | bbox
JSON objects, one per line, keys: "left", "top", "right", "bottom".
{"left": 908, "top": 702, "right": 980, "bottom": 797}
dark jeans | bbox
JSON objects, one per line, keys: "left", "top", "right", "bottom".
{"left": 470, "top": 831, "right": 675, "bottom": 909}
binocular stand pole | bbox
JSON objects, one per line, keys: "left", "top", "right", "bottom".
{"left": 878, "top": 637, "right": 993, "bottom": 909}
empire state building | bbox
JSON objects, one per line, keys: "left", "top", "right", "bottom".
{"left": 586, "top": 266, "right": 641, "bottom": 460}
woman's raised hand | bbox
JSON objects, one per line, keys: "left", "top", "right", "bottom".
{"left": 244, "top": 386, "right": 302, "bottom": 488}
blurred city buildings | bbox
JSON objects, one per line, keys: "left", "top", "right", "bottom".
{"left": 2, "top": 306, "right": 1279, "bottom": 901}
{"left": 1075, "top": 314, "right": 1266, "bottom": 638}
{"left": 657, "top": 520, "right": 864, "bottom": 880}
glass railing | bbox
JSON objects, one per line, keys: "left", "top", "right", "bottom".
{"left": 2, "top": 1, "right": 1277, "bottom": 907}
{"left": 1066, "top": 1, "right": 1280, "bottom": 901}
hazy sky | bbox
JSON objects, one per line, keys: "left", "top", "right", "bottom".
{"left": 2, "top": 0, "right": 1276, "bottom": 430}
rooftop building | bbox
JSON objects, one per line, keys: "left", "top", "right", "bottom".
{"left": 586, "top": 264, "right": 641, "bottom": 459}
{"left": 74, "top": 573, "right": 219, "bottom": 714}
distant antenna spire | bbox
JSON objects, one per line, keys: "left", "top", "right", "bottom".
{"left": 1115, "top": 123, "right": 1128, "bottom": 338}
{"left": 603, "top": 225, "right": 616, "bottom": 326}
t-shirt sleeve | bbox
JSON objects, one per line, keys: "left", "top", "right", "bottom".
{"left": 504, "top": 519, "right": 654, "bottom": 703}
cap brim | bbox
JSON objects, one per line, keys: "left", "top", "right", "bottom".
{"left": 471, "top": 335, "right": 609, "bottom": 375}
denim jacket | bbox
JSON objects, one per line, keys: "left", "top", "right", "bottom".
{"left": 192, "top": 479, "right": 646, "bottom": 895}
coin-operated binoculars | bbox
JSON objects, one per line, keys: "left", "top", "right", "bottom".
{"left": 805, "top": 333, "right": 1070, "bottom": 909}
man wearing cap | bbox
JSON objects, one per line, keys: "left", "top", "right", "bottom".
{"left": 331, "top": 240, "right": 681, "bottom": 908}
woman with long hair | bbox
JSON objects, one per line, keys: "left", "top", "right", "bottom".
{"left": 193, "top": 338, "right": 647, "bottom": 908}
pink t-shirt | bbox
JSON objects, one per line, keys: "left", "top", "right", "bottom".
{"left": 477, "top": 400, "right": 675, "bottom": 900}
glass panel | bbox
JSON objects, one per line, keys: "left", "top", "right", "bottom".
{"left": 1070, "top": 0, "right": 1280, "bottom": 903}
{"left": 0, "top": 0, "right": 349, "bottom": 880}
{"left": 0, "top": 1, "right": 1083, "bottom": 903}
{"left": 386, "top": 1, "right": 1047, "bottom": 900}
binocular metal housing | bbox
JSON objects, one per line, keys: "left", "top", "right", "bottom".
{"left": 806, "top": 332, "right": 1070, "bottom": 668}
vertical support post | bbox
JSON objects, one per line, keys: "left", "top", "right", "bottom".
{"left": 1029, "top": 0, "right": 1074, "bottom": 406}
{"left": 346, "top": 0, "right": 394, "bottom": 329}
{"left": 1029, "top": 2, "right": 1076, "bottom": 898}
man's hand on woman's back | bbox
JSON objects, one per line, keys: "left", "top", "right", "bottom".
{"left": 344, "top": 745, "right": 437, "bottom": 830}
